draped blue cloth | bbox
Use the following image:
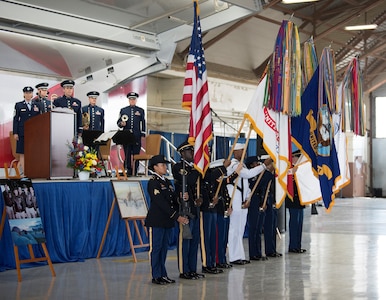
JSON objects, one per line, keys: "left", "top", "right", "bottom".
{"left": 0, "top": 180, "right": 155, "bottom": 272}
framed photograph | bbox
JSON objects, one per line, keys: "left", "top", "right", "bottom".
{"left": 111, "top": 181, "right": 148, "bottom": 219}
{"left": 0, "top": 178, "right": 46, "bottom": 246}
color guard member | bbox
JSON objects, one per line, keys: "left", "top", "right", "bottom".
{"left": 145, "top": 155, "right": 188, "bottom": 285}
{"left": 172, "top": 141, "right": 204, "bottom": 280}
{"left": 226, "top": 143, "right": 272, "bottom": 265}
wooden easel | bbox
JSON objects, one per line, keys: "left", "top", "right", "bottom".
{"left": 14, "top": 243, "right": 56, "bottom": 282}
{"left": 1, "top": 176, "right": 56, "bottom": 281}
{"left": 96, "top": 197, "right": 149, "bottom": 263}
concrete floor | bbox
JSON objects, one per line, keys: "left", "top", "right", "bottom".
{"left": 1, "top": 197, "right": 386, "bottom": 300}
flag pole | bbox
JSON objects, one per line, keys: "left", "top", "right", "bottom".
{"left": 228, "top": 125, "right": 252, "bottom": 209}
{"left": 227, "top": 116, "right": 247, "bottom": 160}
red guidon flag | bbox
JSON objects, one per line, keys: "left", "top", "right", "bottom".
{"left": 182, "top": 1, "right": 212, "bottom": 177}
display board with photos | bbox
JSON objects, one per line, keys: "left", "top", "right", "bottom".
{"left": 0, "top": 178, "right": 46, "bottom": 246}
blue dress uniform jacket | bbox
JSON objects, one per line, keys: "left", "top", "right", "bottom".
{"left": 34, "top": 96, "right": 53, "bottom": 113}
{"left": 82, "top": 105, "right": 105, "bottom": 131}
{"left": 145, "top": 175, "right": 179, "bottom": 228}
{"left": 13, "top": 100, "right": 41, "bottom": 153}
{"left": 53, "top": 96, "right": 83, "bottom": 134}
{"left": 117, "top": 105, "right": 146, "bottom": 138}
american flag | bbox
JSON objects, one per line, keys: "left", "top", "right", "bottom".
{"left": 182, "top": 0, "right": 212, "bottom": 177}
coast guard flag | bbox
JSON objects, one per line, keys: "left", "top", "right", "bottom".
{"left": 182, "top": 1, "right": 212, "bottom": 176}
{"left": 245, "top": 75, "right": 291, "bottom": 207}
{"left": 291, "top": 67, "right": 341, "bottom": 210}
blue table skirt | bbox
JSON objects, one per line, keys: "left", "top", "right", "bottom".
{"left": 0, "top": 179, "right": 177, "bottom": 272}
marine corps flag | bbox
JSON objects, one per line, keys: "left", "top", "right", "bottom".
{"left": 182, "top": 1, "right": 212, "bottom": 177}
{"left": 291, "top": 66, "right": 341, "bottom": 210}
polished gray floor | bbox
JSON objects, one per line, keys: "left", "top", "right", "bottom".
{"left": 1, "top": 197, "right": 386, "bottom": 300}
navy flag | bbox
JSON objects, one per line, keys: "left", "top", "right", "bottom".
{"left": 291, "top": 66, "right": 341, "bottom": 210}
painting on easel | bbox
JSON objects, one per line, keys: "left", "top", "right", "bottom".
{"left": 111, "top": 181, "right": 148, "bottom": 219}
{"left": 1, "top": 178, "right": 46, "bottom": 246}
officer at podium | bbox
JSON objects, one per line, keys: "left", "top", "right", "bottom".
{"left": 13, "top": 86, "right": 41, "bottom": 174}
{"left": 117, "top": 92, "right": 146, "bottom": 175}
{"left": 82, "top": 91, "right": 104, "bottom": 131}
{"left": 34, "top": 82, "right": 53, "bottom": 113}
{"left": 53, "top": 80, "right": 82, "bottom": 135}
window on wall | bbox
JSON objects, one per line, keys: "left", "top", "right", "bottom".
{"left": 376, "top": 97, "right": 386, "bottom": 138}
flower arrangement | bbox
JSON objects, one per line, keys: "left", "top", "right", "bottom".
{"left": 67, "top": 140, "right": 103, "bottom": 173}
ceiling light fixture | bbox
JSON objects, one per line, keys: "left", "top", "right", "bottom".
{"left": 282, "top": 0, "right": 319, "bottom": 4}
{"left": 344, "top": 24, "right": 378, "bottom": 31}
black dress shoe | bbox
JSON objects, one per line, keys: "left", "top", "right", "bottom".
{"left": 161, "top": 276, "right": 175, "bottom": 283}
{"left": 289, "top": 248, "right": 307, "bottom": 253}
{"left": 179, "top": 272, "right": 197, "bottom": 280}
{"left": 243, "top": 260, "right": 251, "bottom": 264}
{"left": 230, "top": 259, "right": 246, "bottom": 265}
{"left": 202, "top": 267, "right": 223, "bottom": 274}
{"left": 267, "top": 252, "right": 283, "bottom": 257}
{"left": 217, "top": 263, "right": 233, "bottom": 269}
{"left": 190, "top": 272, "right": 205, "bottom": 278}
{"left": 250, "top": 256, "right": 261, "bottom": 261}
{"left": 152, "top": 277, "right": 167, "bottom": 285}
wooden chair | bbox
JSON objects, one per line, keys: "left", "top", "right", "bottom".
{"left": 4, "top": 131, "right": 21, "bottom": 179}
{"left": 133, "top": 134, "right": 162, "bottom": 176}
{"left": 99, "top": 139, "right": 112, "bottom": 174}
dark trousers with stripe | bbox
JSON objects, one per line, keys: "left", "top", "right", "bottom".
{"left": 200, "top": 211, "right": 217, "bottom": 268}
{"left": 149, "top": 227, "right": 171, "bottom": 279}
{"left": 216, "top": 212, "right": 230, "bottom": 264}
{"left": 288, "top": 208, "right": 304, "bottom": 250}
{"left": 177, "top": 216, "right": 200, "bottom": 274}
{"left": 264, "top": 203, "right": 278, "bottom": 255}
{"left": 247, "top": 198, "right": 266, "bottom": 258}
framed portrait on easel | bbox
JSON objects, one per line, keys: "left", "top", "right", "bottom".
{"left": 111, "top": 181, "right": 148, "bottom": 219}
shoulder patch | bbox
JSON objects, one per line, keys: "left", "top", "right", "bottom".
{"left": 154, "top": 189, "right": 160, "bottom": 195}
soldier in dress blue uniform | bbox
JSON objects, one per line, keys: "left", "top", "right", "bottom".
{"left": 13, "top": 86, "right": 41, "bottom": 173}
{"left": 34, "top": 82, "right": 53, "bottom": 113}
{"left": 81, "top": 91, "right": 104, "bottom": 131}
{"left": 245, "top": 156, "right": 274, "bottom": 261}
{"left": 145, "top": 155, "right": 188, "bottom": 285}
{"left": 200, "top": 158, "right": 232, "bottom": 274}
{"left": 53, "top": 80, "right": 82, "bottom": 135}
{"left": 117, "top": 92, "right": 146, "bottom": 175}
{"left": 172, "top": 141, "right": 204, "bottom": 280}
{"left": 286, "top": 150, "right": 307, "bottom": 254}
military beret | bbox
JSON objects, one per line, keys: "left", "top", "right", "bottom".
{"left": 127, "top": 92, "right": 139, "bottom": 99}
{"left": 61, "top": 80, "right": 75, "bottom": 87}
{"left": 245, "top": 156, "right": 259, "bottom": 168}
{"left": 149, "top": 155, "right": 170, "bottom": 169}
{"left": 177, "top": 141, "right": 194, "bottom": 153}
{"left": 35, "top": 82, "right": 49, "bottom": 89}
{"left": 87, "top": 91, "right": 100, "bottom": 98}
{"left": 23, "top": 86, "right": 33, "bottom": 93}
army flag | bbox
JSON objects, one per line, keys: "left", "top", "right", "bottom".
{"left": 245, "top": 75, "right": 291, "bottom": 207}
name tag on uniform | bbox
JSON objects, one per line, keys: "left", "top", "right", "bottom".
{"left": 21, "top": 109, "right": 27, "bottom": 112}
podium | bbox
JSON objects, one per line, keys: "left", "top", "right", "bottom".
{"left": 24, "top": 110, "right": 75, "bottom": 179}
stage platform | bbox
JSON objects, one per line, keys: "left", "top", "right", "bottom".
{"left": 0, "top": 177, "right": 177, "bottom": 272}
